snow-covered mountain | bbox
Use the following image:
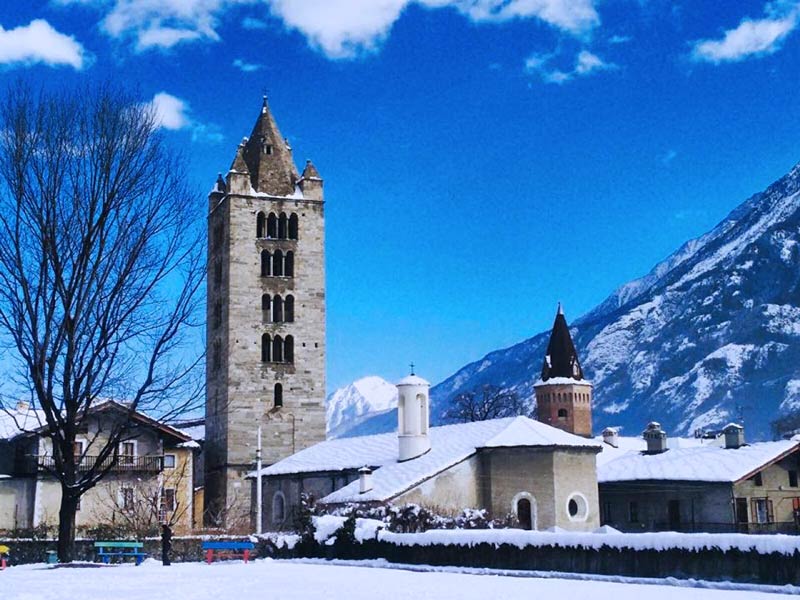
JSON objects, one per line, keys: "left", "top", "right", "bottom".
{"left": 345, "top": 160, "right": 800, "bottom": 441}
{"left": 326, "top": 376, "right": 398, "bottom": 439}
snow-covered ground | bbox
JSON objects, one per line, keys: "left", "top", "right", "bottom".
{"left": 3, "top": 558, "right": 796, "bottom": 600}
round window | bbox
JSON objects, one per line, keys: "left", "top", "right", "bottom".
{"left": 566, "top": 492, "right": 589, "bottom": 522}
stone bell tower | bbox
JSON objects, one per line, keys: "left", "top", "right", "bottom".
{"left": 204, "top": 97, "right": 326, "bottom": 527}
{"left": 534, "top": 304, "right": 593, "bottom": 437}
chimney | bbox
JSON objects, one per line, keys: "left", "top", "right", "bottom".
{"left": 723, "top": 423, "right": 745, "bottom": 449}
{"left": 602, "top": 427, "right": 619, "bottom": 448}
{"left": 358, "top": 466, "right": 373, "bottom": 494}
{"left": 643, "top": 421, "right": 667, "bottom": 454}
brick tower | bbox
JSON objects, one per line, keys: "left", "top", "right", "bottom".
{"left": 204, "top": 97, "right": 326, "bottom": 527}
{"left": 534, "top": 304, "right": 592, "bottom": 437}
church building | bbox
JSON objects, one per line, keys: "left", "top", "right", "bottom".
{"left": 204, "top": 98, "right": 327, "bottom": 527}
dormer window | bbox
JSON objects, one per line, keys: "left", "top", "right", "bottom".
{"left": 264, "top": 144, "right": 273, "bottom": 155}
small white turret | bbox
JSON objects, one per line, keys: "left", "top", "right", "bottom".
{"left": 396, "top": 372, "right": 431, "bottom": 462}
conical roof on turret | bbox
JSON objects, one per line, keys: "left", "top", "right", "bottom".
{"left": 229, "top": 141, "right": 249, "bottom": 174}
{"left": 242, "top": 96, "right": 299, "bottom": 196}
{"left": 301, "top": 159, "right": 322, "bottom": 180}
{"left": 541, "top": 303, "right": 584, "bottom": 381}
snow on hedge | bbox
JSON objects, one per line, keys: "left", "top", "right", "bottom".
{"left": 376, "top": 528, "right": 800, "bottom": 556}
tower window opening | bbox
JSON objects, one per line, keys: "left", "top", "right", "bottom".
{"left": 278, "top": 213, "right": 288, "bottom": 239}
{"left": 264, "top": 144, "right": 273, "bottom": 155}
{"left": 262, "top": 294, "right": 271, "bottom": 320}
{"left": 558, "top": 408, "right": 568, "bottom": 420}
{"left": 267, "top": 213, "right": 277, "bottom": 238}
{"left": 256, "top": 212, "right": 266, "bottom": 238}
{"left": 272, "top": 335, "right": 283, "bottom": 363}
{"left": 261, "top": 333, "right": 271, "bottom": 363}
{"left": 285, "top": 295, "right": 295, "bottom": 322}
{"left": 272, "top": 295, "right": 283, "bottom": 323}
{"left": 289, "top": 214, "right": 299, "bottom": 240}
{"left": 274, "top": 383, "right": 283, "bottom": 407}
{"left": 260, "top": 250, "right": 271, "bottom": 277}
{"left": 273, "top": 249, "right": 284, "bottom": 276}
{"left": 285, "top": 251, "right": 294, "bottom": 277}
{"left": 285, "top": 335, "right": 294, "bottom": 363}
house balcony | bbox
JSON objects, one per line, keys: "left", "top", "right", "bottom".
{"left": 15, "top": 455, "right": 164, "bottom": 476}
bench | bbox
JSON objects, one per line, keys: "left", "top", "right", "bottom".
{"left": 0, "top": 544, "right": 9, "bottom": 570}
{"left": 94, "top": 541, "right": 147, "bottom": 565}
{"left": 201, "top": 541, "right": 255, "bottom": 564}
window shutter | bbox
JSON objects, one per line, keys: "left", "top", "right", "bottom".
{"left": 767, "top": 499, "right": 775, "bottom": 523}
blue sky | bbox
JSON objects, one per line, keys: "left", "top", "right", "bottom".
{"left": 2, "top": 0, "right": 800, "bottom": 395}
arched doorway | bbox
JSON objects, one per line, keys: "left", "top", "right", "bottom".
{"left": 512, "top": 492, "right": 537, "bottom": 531}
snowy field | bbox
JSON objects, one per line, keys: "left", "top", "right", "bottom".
{"left": 3, "top": 558, "right": 798, "bottom": 600}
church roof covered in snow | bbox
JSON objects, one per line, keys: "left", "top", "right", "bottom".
{"left": 255, "top": 416, "right": 601, "bottom": 504}
{"left": 598, "top": 438, "right": 800, "bottom": 484}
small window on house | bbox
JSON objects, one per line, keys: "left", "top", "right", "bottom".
{"left": 752, "top": 498, "right": 774, "bottom": 524}
{"left": 121, "top": 486, "right": 134, "bottom": 511}
{"left": 164, "top": 454, "right": 176, "bottom": 469}
{"left": 274, "top": 383, "right": 283, "bottom": 408}
{"left": 629, "top": 501, "right": 639, "bottom": 523}
{"left": 790, "top": 470, "right": 798, "bottom": 488}
{"left": 160, "top": 488, "right": 176, "bottom": 522}
{"left": 557, "top": 408, "right": 568, "bottom": 420}
{"left": 754, "top": 472, "right": 763, "bottom": 487}
{"left": 119, "top": 441, "right": 136, "bottom": 466}
{"left": 602, "top": 501, "right": 613, "bottom": 524}
{"left": 272, "top": 491, "right": 286, "bottom": 522}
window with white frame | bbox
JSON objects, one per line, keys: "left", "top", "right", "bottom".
{"left": 163, "top": 454, "right": 176, "bottom": 469}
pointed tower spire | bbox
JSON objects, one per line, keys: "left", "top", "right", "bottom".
{"left": 541, "top": 304, "right": 583, "bottom": 381}
{"left": 242, "top": 96, "right": 298, "bottom": 196}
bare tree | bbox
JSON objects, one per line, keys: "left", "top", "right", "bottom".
{"left": 444, "top": 385, "right": 531, "bottom": 423}
{"left": 0, "top": 83, "right": 204, "bottom": 561}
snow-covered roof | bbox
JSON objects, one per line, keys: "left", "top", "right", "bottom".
{"left": 0, "top": 406, "right": 46, "bottom": 441}
{"left": 594, "top": 434, "right": 709, "bottom": 468}
{"left": 397, "top": 375, "right": 430, "bottom": 386}
{"left": 257, "top": 416, "right": 601, "bottom": 504}
{"left": 598, "top": 439, "right": 800, "bottom": 484}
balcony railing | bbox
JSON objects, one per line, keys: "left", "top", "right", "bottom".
{"left": 15, "top": 455, "right": 164, "bottom": 475}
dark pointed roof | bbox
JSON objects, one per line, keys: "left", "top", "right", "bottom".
{"left": 229, "top": 141, "right": 249, "bottom": 174}
{"left": 301, "top": 159, "right": 322, "bottom": 180}
{"left": 541, "top": 303, "right": 584, "bottom": 381}
{"left": 242, "top": 96, "right": 298, "bottom": 196}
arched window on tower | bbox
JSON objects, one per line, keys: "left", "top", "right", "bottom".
{"left": 285, "top": 295, "right": 294, "bottom": 322}
{"left": 274, "top": 383, "right": 283, "bottom": 408}
{"left": 256, "top": 212, "right": 266, "bottom": 238}
{"left": 284, "top": 335, "right": 294, "bottom": 363}
{"left": 272, "top": 335, "right": 283, "bottom": 363}
{"left": 273, "top": 250, "right": 284, "bottom": 276}
{"left": 558, "top": 408, "right": 568, "bottom": 420}
{"left": 260, "top": 250, "right": 271, "bottom": 277}
{"left": 278, "top": 213, "right": 288, "bottom": 239}
{"left": 267, "top": 213, "right": 277, "bottom": 238}
{"left": 272, "top": 295, "right": 283, "bottom": 323}
{"left": 284, "top": 251, "right": 294, "bottom": 277}
{"left": 262, "top": 294, "right": 271, "bottom": 322}
{"left": 288, "top": 214, "right": 299, "bottom": 240}
{"left": 261, "top": 333, "right": 271, "bottom": 363}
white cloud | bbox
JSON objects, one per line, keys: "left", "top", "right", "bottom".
{"left": 526, "top": 48, "right": 615, "bottom": 84}
{"left": 233, "top": 58, "right": 263, "bottom": 72}
{"left": 56, "top": 0, "right": 600, "bottom": 58}
{"left": 147, "top": 92, "right": 190, "bottom": 130}
{"left": 691, "top": 3, "right": 800, "bottom": 63}
{"left": 0, "top": 19, "right": 87, "bottom": 69}
{"left": 267, "top": 0, "right": 600, "bottom": 59}
{"left": 144, "top": 91, "right": 224, "bottom": 142}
